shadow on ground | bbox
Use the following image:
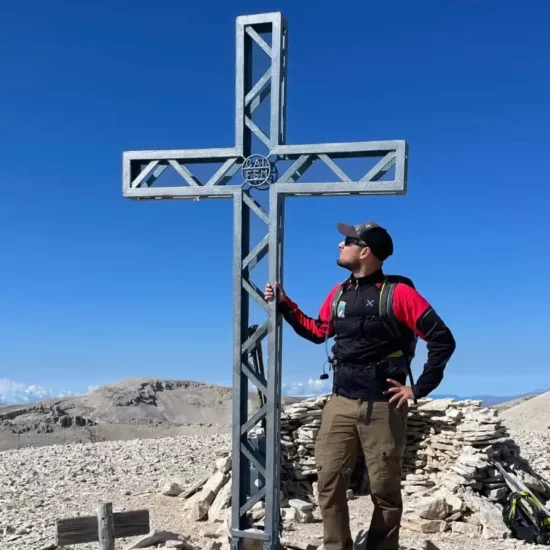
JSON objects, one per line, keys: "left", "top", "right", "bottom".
{"left": 353, "top": 529, "right": 442, "bottom": 550}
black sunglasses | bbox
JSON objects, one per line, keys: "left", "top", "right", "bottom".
{"left": 344, "top": 236, "right": 367, "bottom": 247}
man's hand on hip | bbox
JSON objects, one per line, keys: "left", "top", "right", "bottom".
{"left": 385, "top": 379, "right": 414, "bottom": 408}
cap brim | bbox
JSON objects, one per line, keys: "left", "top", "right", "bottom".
{"left": 337, "top": 222, "right": 359, "bottom": 238}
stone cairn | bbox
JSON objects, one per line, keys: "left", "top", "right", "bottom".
{"left": 173, "top": 395, "right": 550, "bottom": 541}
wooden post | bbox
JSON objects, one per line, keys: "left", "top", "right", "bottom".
{"left": 97, "top": 502, "right": 115, "bottom": 550}
{"left": 56, "top": 503, "right": 149, "bottom": 547}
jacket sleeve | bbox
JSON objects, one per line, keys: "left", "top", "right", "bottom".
{"left": 277, "top": 284, "right": 341, "bottom": 344}
{"left": 392, "top": 283, "right": 456, "bottom": 399}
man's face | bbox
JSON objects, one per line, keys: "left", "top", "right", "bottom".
{"left": 337, "top": 236, "right": 367, "bottom": 270}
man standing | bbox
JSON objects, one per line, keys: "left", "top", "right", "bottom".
{"left": 264, "top": 221, "right": 456, "bottom": 550}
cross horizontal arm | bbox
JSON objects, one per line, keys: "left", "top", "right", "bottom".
{"left": 272, "top": 140, "right": 406, "bottom": 158}
{"left": 122, "top": 148, "right": 244, "bottom": 200}
{"left": 273, "top": 181, "right": 405, "bottom": 196}
{"left": 272, "top": 140, "right": 408, "bottom": 195}
{"left": 123, "top": 185, "right": 240, "bottom": 200}
{"left": 124, "top": 148, "right": 240, "bottom": 161}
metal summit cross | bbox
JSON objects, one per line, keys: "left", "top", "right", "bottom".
{"left": 122, "top": 12, "right": 408, "bottom": 550}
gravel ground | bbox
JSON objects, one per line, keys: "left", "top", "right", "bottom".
{"left": 1, "top": 430, "right": 549, "bottom": 550}
{"left": 0, "top": 434, "right": 231, "bottom": 550}
{"left": 507, "top": 430, "right": 550, "bottom": 469}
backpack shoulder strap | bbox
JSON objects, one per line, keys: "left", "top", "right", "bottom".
{"left": 379, "top": 278, "right": 400, "bottom": 340}
{"left": 379, "top": 274, "right": 416, "bottom": 335}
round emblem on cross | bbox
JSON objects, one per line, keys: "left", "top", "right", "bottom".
{"left": 242, "top": 154, "right": 273, "bottom": 187}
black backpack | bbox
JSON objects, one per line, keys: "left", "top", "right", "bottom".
{"left": 331, "top": 274, "right": 419, "bottom": 401}
{"left": 503, "top": 490, "right": 550, "bottom": 545}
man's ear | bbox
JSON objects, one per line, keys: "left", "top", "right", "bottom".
{"left": 360, "top": 247, "right": 372, "bottom": 260}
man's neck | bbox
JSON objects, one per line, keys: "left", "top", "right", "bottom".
{"left": 352, "top": 265, "right": 381, "bottom": 279}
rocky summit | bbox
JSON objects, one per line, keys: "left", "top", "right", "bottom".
{"left": 0, "top": 378, "right": 303, "bottom": 452}
{"left": 1, "top": 384, "right": 550, "bottom": 550}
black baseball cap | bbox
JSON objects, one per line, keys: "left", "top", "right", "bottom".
{"left": 337, "top": 221, "right": 394, "bottom": 261}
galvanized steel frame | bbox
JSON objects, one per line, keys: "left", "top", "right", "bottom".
{"left": 122, "top": 12, "right": 408, "bottom": 550}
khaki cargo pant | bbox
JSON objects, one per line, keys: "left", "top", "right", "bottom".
{"left": 314, "top": 394, "right": 408, "bottom": 550}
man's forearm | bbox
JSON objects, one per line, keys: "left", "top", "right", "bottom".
{"left": 278, "top": 297, "right": 332, "bottom": 344}
{"left": 413, "top": 308, "right": 456, "bottom": 399}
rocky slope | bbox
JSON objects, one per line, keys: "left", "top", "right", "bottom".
{"left": 500, "top": 390, "right": 550, "bottom": 431}
{"left": 2, "top": 409, "right": 550, "bottom": 550}
{"left": 0, "top": 378, "right": 300, "bottom": 451}
{"left": 492, "top": 394, "right": 538, "bottom": 412}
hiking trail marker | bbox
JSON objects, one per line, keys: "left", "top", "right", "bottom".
{"left": 122, "top": 12, "right": 408, "bottom": 550}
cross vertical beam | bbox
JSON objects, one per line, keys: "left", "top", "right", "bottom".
{"left": 265, "top": 188, "right": 285, "bottom": 543}
{"left": 122, "top": 12, "right": 408, "bottom": 550}
{"left": 236, "top": 13, "right": 288, "bottom": 154}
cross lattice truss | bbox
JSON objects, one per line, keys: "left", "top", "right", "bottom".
{"left": 122, "top": 11, "right": 408, "bottom": 550}
{"left": 122, "top": 12, "right": 407, "bottom": 201}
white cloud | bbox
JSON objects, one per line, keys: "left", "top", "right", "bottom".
{"left": 0, "top": 379, "right": 99, "bottom": 405}
{"left": 282, "top": 378, "right": 331, "bottom": 397}
{"left": 0, "top": 379, "right": 56, "bottom": 405}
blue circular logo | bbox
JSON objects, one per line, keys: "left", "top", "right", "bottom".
{"left": 242, "top": 155, "right": 273, "bottom": 187}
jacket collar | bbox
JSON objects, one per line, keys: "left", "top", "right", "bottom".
{"left": 348, "top": 269, "right": 385, "bottom": 288}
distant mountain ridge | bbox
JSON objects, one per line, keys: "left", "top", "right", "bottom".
{"left": 0, "top": 376, "right": 547, "bottom": 452}
{"left": 431, "top": 391, "right": 544, "bottom": 408}
{"left": 0, "top": 377, "right": 303, "bottom": 451}
{"left": 435, "top": 385, "right": 550, "bottom": 408}
{"left": 0, "top": 377, "right": 546, "bottom": 408}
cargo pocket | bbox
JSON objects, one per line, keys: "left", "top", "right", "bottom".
{"left": 314, "top": 396, "right": 357, "bottom": 479}
{"left": 366, "top": 445, "right": 403, "bottom": 496}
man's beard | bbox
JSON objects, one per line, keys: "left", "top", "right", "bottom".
{"left": 336, "top": 257, "right": 360, "bottom": 271}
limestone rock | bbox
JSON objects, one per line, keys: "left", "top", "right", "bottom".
{"left": 204, "top": 471, "right": 227, "bottom": 495}
{"left": 160, "top": 479, "right": 183, "bottom": 496}
{"left": 417, "top": 496, "right": 451, "bottom": 520}
{"left": 288, "top": 498, "right": 314, "bottom": 512}
{"left": 296, "top": 509, "right": 314, "bottom": 523}
{"left": 417, "top": 399, "right": 455, "bottom": 412}
{"left": 187, "top": 490, "right": 216, "bottom": 521}
{"left": 281, "top": 507, "right": 299, "bottom": 522}
{"left": 209, "top": 478, "right": 232, "bottom": 522}
{"left": 451, "top": 521, "right": 482, "bottom": 537}
{"left": 402, "top": 514, "right": 448, "bottom": 533}
{"left": 216, "top": 456, "right": 232, "bottom": 474}
{"left": 124, "top": 530, "right": 188, "bottom": 550}
{"left": 461, "top": 490, "right": 509, "bottom": 539}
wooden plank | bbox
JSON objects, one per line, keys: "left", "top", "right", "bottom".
{"left": 57, "top": 515, "right": 98, "bottom": 545}
{"left": 57, "top": 508, "right": 150, "bottom": 545}
{"left": 113, "top": 510, "right": 150, "bottom": 538}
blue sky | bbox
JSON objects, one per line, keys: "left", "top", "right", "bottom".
{"left": 1, "top": 0, "right": 549, "bottom": 401}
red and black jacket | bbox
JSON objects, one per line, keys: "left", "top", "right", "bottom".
{"left": 278, "top": 269, "right": 456, "bottom": 400}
